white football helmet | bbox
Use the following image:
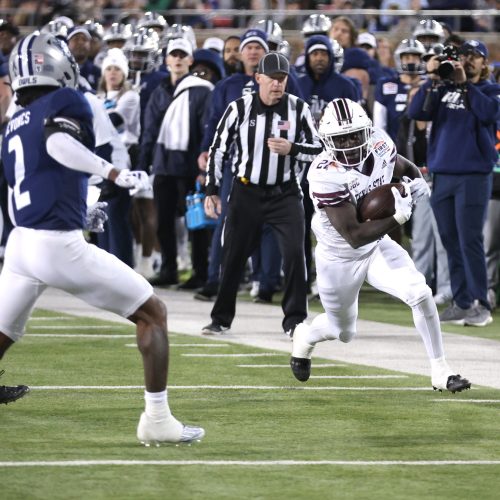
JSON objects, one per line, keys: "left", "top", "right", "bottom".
{"left": 123, "top": 28, "right": 160, "bottom": 73}
{"left": 412, "top": 19, "right": 445, "bottom": 50}
{"left": 278, "top": 40, "right": 291, "bottom": 60}
{"left": 103, "top": 22, "right": 133, "bottom": 44}
{"left": 395, "top": 39, "right": 426, "bottom": 74}
{"left": 137, "top": 11, "right": 168, "bottom": 33}
{"left": 161, "top": 24, "right": 197, "bottom": 51}
{"left": 9, "top": 32, "right": 79, "bottom": 91}
{"left": 250, "top": 20, "right": 283, "bottom": 49}
{"left": 330, "top": 38, "right": 344, "bottom": 73}
{"left": 40, "top": 20, "right": 69, "bottom": 40}
{"left": 318, "top": 98, "right": 373, "bottom": 168}
{"left": 302, "top": 14, "right": 332, "bottom": 38}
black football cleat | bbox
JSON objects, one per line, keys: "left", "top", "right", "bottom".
{"left": 0, "top": 370, "right": 30, "bottom": 405}
{"left": 433, "top": 374, "right": 471, "bottom": 394}
{"left": 290, "top": 356, "right": 311, "bottom": 382}
{"left": 445, "top": 374, "right": 471, "bottom": 394}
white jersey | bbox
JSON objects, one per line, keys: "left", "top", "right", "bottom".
{"left": 308, "top": 127, "right": 397, "bottom": 258}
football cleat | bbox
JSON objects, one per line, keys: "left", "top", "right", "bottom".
{"left": 432, "top": 374, "right": 471, "bottom": 394}
{"left": 137, "top": 412, "right": 205, "bottom": 446}
{"left": 290, "top": 357, "right": 311, "bottom": 382}
{"left": 0, "top": 370, "right": 29, "bottom": 405}
{"left": 290, "top": 323, "right": 314, "bottom": 382}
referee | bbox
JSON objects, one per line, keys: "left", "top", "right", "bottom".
{"left": 202, "top": 52, "right": 323, "bottom": 336}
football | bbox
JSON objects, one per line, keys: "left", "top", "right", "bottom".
{"left": 357, "top": 183, "right": 406, "bottom": 222}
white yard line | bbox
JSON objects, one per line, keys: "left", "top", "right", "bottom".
{"left": 28, "top": 325, "right": 128, "bottom": 330}
{"left": 237, "top": 364, "right": 347, "bottom": 368}
{"left": 310, "top": 375, "right": 408, "bottom": 379}
{"left": 29, "top": 385, "right": 437, "bottom": 391}
{"left": 432, "top": 399, "right": 500, "bottom": 403}
{"left": 29, "top": 317, "right": 71, "bottom": 321}
{"left": 26, "top": 334, "right": 137, "bottom": 338}
{"left": 1, "top": 460, "right": 499, "bottom": 467}
{"left": 182, "top": 353, "right": 282, "bottom": 357}
{"left": 125, "top": 343, "right": 230, "bottom": 348}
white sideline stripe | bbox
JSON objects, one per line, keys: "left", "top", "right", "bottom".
{"left": 1, "top": 460, "right": 500, "bottom": 468}
{"left": 30, "top": 385, "right": 435, "bottom": 391}
{"left": 28, "top": 325, "right": 126, "bottom": 330}
{"left": 26, "top": 334, "right": 136, "bottom": 338}
{"left": 182, "top": 353, "right": 282, "bottom": 357}
{"left": 125, "top": 343, "right": 230, "bottom": 348}
{"left": 29, "top": 317, "right": 71, "bottom": 321}
{"left": 310, "top": 375, "right": 408, "bottom": 379}
{"left": 433, "top": 399, "right": 500, "bottom": 404}
{"left": 237, "top": 364, "right": 347, "bottom": 368}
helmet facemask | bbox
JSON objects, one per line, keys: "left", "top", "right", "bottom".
{"left": 318, "top": 98, "right": 373, "bottom": 169}
{"left": 321, "top": 127, "right": 372, "bottom": 168}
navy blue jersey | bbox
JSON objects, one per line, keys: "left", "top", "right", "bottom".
{"left": 2, "top": 87, "right": 95, "bottom": 230}
{"left": 80, "top": 59, "right": 101, "bottom": 91}
{"left": 374, "top": 76, "right": 424, "bottom": 141}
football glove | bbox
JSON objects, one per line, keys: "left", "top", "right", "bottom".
{"left": 115, "top": 169, "right": 151, "bottom": 196}
{"left": 402, "top": 176, "right": 431, "bottom": 203}
{"left": 85, "top": 202, "right": 108, "bottom": 233}
{"left": 392, "top": 184, "right": 413, "bottom": 225}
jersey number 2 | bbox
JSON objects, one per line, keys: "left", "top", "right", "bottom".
{"left": 8, "top": 135, "right": 31, "bottom": 210}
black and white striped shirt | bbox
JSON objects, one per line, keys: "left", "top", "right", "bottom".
{"left": 205, "top": 92, "right": 323, "bottom": 194}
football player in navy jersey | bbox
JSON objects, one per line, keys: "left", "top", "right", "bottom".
{"left": 0, "top": 32, "right": 204, "bottom": 446}
{"left": 373, "top": 39, "right": 426, "bottom": 143}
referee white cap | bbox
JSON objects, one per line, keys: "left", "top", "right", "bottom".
{"left": 257, "top": 51, "right": 290, "bottom": 76}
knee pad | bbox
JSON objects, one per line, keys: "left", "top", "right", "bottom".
{"left": 406, "top": 284, "right": 433, "bottom": 308}
{"left": 412, "top": 291, "right": 437, "bottom": 317}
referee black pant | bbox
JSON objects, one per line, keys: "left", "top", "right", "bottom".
{"left": 211, "top": 178, "right": 308, "bottom": 332}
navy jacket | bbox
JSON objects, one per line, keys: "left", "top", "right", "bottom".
{"left": 79, "top": 59, "right": 101, "bottom": 91}
{"left": 297, "top": 35, "right": 360, "bottom": 123}
{"left": 140, "top": 74, "right": 212, "bottom": 177}
{"left": 409, "top": 78, "right": 500, "bottom": 174}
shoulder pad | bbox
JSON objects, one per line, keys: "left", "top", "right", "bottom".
{"left": 47, "top": 87, "right": 93, "bottom": 125}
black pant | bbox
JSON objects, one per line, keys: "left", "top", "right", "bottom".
{"left": 153, "top": 175, "right": 209, "bottom": 281}
{"left": 211, "top": 179, "right": 308, "bottom": 332}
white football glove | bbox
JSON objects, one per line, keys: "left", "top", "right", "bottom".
{"left": 402, "top": 176, "right": 431, "bottom": 203}
{"left": 392, "top": 184, "right": 413, "bottom": 225}
{"left": 115, "top": 169, "right": 151, "bottom": 196}
{"left": 85, "top": 202, "right": 108, "bottom": 233}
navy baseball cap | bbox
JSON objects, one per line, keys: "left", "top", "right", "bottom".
{"left": 460, "top": 40, "right": 488, "bottom": 59}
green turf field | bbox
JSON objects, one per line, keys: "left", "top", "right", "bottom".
{"left": 1, "top": 306, "right": 499, "bottom": 500}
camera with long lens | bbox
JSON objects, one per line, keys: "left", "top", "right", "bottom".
{"left": 429, "top": 44, "right": 460, "bottom": 80}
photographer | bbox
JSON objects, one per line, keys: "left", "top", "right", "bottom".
{"left": 408, "top": 40, "right": 500, "bottom": 327}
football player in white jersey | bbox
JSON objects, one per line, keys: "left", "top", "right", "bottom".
{"left": 0, "top": 32, "right": 205, "bottom": 444}
{"left": 291, "top": 98, "right": 471, "bottom": 394}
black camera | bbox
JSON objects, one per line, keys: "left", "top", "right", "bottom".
{"left": 434, "top": 45, "right": 460, "bottom": 80}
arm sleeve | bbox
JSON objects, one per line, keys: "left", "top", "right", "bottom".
{"left": 46, "top": 131, "right": 114, "bottom": 178}
{"left": 466, "top": 82, "right": 500, "bottom": 125}
{"left": 205, "top": 101, "right": 239, "bottom": 196}
{"left": 373, "top": 100, "right": 388, "bottom": 131}
{"left": 408, "top": 80, "right": 436, "bottom": 121}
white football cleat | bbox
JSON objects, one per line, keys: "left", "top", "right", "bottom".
{"left": 430, "top": 357, "right": 471, "bottom": 393}
{"left": 137, "top": 412, "right": 205, "bottom": 446}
